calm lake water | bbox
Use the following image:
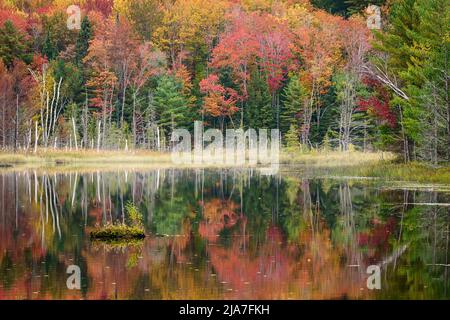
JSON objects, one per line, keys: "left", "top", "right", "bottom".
{"left": 0, "top": 168, "right": 449, "bottom": 300}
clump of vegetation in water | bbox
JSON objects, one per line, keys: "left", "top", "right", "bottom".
{"left": 91, "top": 238, "right": 144, "bottom": 252}
{"left": 125, "top": 202, "right": 144, "bottom": 228}
{"left": 90, "top": 224, "right": 145, "bottom": 240}
{"left": 90, "top": 202, "right": 145, "bottom": 240}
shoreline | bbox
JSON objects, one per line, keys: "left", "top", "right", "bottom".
{"left": 0, "top": 149, "right": 449, "bottom": 185}
{"left": 0, "top": 149, "right": 393, "bottom": 165}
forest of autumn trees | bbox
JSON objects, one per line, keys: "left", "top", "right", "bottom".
{"left": 0, "top": 0, "right": 448, "bottom": 162}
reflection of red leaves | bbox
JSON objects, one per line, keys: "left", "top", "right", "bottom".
{"left": 169, "top": 220, "right": 192, "bottom": 263}
{"left": 88, "top": 206, "right": 104, "bottom": 225}
{"left": 267, "top": 225, "right": 283, "bottom": 243}
{"left": 198, "top": 199, "right": 239, "bottom": 242}
{"left": 358, "top": 217, "right": 397, "bottom": 263}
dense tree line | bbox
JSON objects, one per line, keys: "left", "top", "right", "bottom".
{"left": 0, "top": 0, "right": 448, "bottom": 162}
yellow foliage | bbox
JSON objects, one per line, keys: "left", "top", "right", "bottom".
{"left": 153, "top": 0, "right": 228, "bottom": 63}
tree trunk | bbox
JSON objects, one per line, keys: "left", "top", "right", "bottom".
{"left": 133, "top": 93, "right": 137, "bottom": 149}
{"left": 97, "top": 120, "right": 101, "bottom": 152}
{"left": 14, "top": 94, "right": 19, "bottom": 152}
{"left": 83, "top": 89, "right": 88, "bottom": 149}
{"left": 34, "top": 120, "right": 39, "bottom": 153}
{"left": 445, "top": 46, "right": 450, "bottom": 160}
{"left": 2, "top": 93, "right": 5, "bottom": 149}
{"left": 398, "top": 106, "right": 410, "bottom": 163}
{"left": 72, "top": 117, "right": 78, "bottom": 151}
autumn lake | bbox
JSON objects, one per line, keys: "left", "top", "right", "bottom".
{"left": 1, "top": 167, "right": 450, "bottom": 300}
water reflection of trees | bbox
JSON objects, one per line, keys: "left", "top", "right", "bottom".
{"left": 0, "top": 170, "right": 449, "bottom": 299}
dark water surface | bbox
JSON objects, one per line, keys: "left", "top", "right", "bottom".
{"left": 0, "top": 168, "right": 449, "bottom": 299}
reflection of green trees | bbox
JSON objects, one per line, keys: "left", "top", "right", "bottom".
{"left": 1, "top": 173, "right": 92, "bottom": 299}
{"left": 273, "top": 177, "right": 450, "bottom": 299}
{"left": 152, "top": 195, "right": 193, "bottom": 235}
{"left": 376, "top": 205, "right": 450, "bottom": 299}
{"left": 151, "top": 175, "right": 198, "bottom": 236}
{"left": 239, "top": 176, "right": 283, "bottom": 243}
{"left": 278, "top": 177, "right": 304, "bottom": 242}
{"left": 1, "top": 170, "right": 450, "bottom": 299}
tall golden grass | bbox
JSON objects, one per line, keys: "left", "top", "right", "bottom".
{"left": 1, "top": 149, "right": 449, "bottom": 184}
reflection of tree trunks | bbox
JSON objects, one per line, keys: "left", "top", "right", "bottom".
{"left": 170, "top": 168, "right": 174, "bottom": 205}
{"left": 301, "top": 179, "right": 316, "bottom": 241}
{"left": 44, "top": 176, "right": 49, "bottom": 226}
{"left": 26, "top": 171, "right": 31, "bottom": 204}
{"left": 301, "top": 179, "right": 312, "bottom": 220}
{"left": 276, "top": 175, "right": 279, "bottom": 222}
{"left": 38, "top": 176, "right": 44, "bottom": 248}
{"left": 379, "top": 245, "right": 408, "bottom": 269}
{"left": 83, "top": 174, "right": 88, "bottom": 226}
{"left": 339, "top": 183, "right": 361, "bottom": 268}
{"left": 432, "top": 192, "right": 438, "bottom": 265}
{"left": 43, "top": 175, "right": 61, "bottom": 238}
{"left": 14, "top": 173, "right": 18, "bottom": 229}
{"left": 71, "top": 172, "right": 78, "bottom": 208}
{"left": 395, "top": 190, "right": 409, "bottom": 269}
{"left": 101, "top": 173, "right": 106, "bottom": 224}
{"left": 52, "top": 176, "right": 61, "bottom": 238}
{"left": 445, "top": 209, "right": 449, "bottom": 296}
{"left": 96, "top": 171, "right": 101, "bottom": 203}
{"left": 120, "top": 184, "right": 124, "bottom": 224}
{"left": 132, "top": 172, "right": 136, "bottom": 204}
{"left": 34, "top": 170, "right": 38, "bottom": 204}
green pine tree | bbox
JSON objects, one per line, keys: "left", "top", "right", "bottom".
{"left": 311, "top": 0, "right": 349, "bottom": 16}
{"left": 412, "top": 0, "right": 450, "bottom": 160}
{"left": 281, "top": 76, "right": 304, "bottom": 137}
{"left": 311, "top": 0, "right": 386, "bottom": 16}
{"left": 154, "top": 75, "right": 189, "bottom": 137}
{"left": 42, "top": 31, "right": 58, "bottom": 61}
{"left": 374, "top": 0, "right": 449, "bottom": 161}
{"left": 321, "top": 130, "right": 332, "bottom": 152}
{"left": 75, "top": 16, "right": 92, "bottom": 65}
{"left": 246, "top": 69, "right": 273, "bottom": 129}
{"left": 0, "top": 20, "right": 31, "bottom": 68}
{"left": 51, "top": 59, "right": 83, "bottom": 103}
{"left": 345, "top": 0, "right": 386, "bottom": 14}
{"left": 285, "top": 123, "right": 301, "bottom": 152}
{"left": 373, "top": 0, "right": 422, "bottom": 158}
